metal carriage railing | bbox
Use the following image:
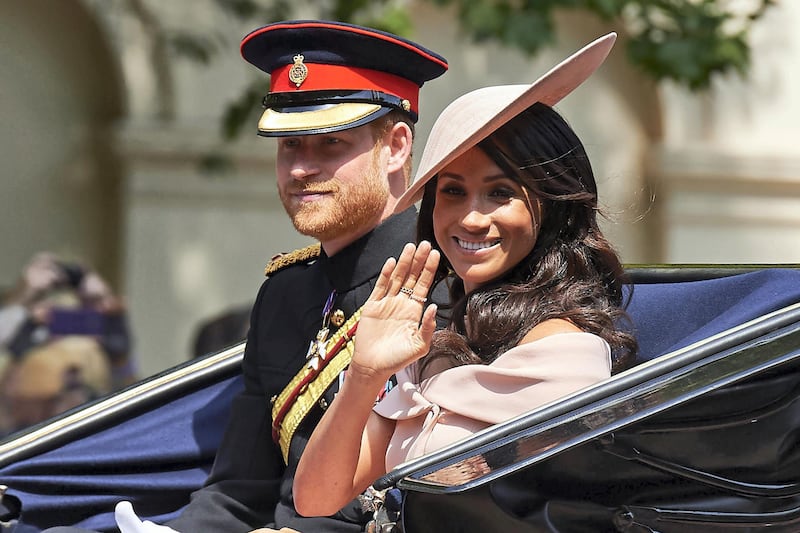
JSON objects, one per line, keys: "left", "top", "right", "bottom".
{"left": 2, "top": 265, "right": 800, "bottom": 531}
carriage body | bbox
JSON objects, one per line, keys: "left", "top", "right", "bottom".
{"left": 2, "top": 266, "right": 800, "bottom": 532}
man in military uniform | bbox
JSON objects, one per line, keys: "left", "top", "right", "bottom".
{"left": 45, "top": 20, "right": 448, "bottom": 533}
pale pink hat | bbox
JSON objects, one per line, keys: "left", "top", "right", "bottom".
{"left": 395, "top": 32, "right": 616, "bottom": 213}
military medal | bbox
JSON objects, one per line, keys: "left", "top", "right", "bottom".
{"left": 307, "top": 290, "right": 337, "bottom": 370}
{"left": 306, "top": 327, "right": 329, "bottom": 370}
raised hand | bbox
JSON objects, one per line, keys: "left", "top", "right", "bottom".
{"left": 10, "top": 252, "right": 64, "bottom": 305}
{"left": 350, "top": 241, "right": 440, "bottom": 382}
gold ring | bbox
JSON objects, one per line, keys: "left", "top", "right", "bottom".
{"left": 399, "top": 286, "right": 426, "bottom": 303}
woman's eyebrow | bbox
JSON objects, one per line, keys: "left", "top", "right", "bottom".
{"left": 438, "top": 173, "right": 510, "bottom": 182}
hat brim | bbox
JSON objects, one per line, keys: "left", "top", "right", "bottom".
{"left": 395, "top": 32, "right": 616, "bottom": 212}
{"left": 257, "top": 102, "right": 390, "bottom": 137}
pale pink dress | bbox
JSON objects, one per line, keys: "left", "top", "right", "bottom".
{"left": 373, "top": 332, "right": 611, "bottom": 471}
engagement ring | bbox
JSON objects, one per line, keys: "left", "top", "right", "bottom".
{"left": 400, "top": 286, "right": 427, "bottom": 303}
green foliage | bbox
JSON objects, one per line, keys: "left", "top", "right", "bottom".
{"left": 150, "top": 0, "right": 776, "bottom": 149}
{"left": 211, "top": 0, "right": 263, "bottom": 19}
{"left": 433, "top": 0, "right": 775, "bottom": 90}
{"left": 625, "top": 1, "right": 755, "bottom": 90}
{"left": 221, "top": 83, "right": 265, "bottom": 141}
{"left": 167, "top": 32, "right": 219, "bottom": 65}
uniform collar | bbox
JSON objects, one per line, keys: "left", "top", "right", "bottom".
{"left": 321, "top": 207, "right": 417, "bottom": 292}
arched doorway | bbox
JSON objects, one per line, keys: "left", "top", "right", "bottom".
{"left": 0, "top": 0, "right": 125, "bottom": 288}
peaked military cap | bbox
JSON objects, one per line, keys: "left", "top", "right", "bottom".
{"left": 240, "top": 20, "right": 448, "bottom": 136}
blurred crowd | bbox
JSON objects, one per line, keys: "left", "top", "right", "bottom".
{"left": 0, "top": 253, "right": 137, "bottom": 438}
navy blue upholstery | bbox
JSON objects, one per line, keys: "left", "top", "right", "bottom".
{"left": 0, "top": 377, "right": 244, "bottom": 531}
{"left": 2, "top": 268, "right": 800, "bottom": 531}
{"left": 627, "top": 269, "right": 800, "bottom": 361}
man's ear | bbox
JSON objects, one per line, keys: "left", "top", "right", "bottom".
{"left": 385, "top": 121, "right": 413, "bottom": 175}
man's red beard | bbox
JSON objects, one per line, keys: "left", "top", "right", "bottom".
{"left": 279, "top": 148, "right": 390, "bottom": 243}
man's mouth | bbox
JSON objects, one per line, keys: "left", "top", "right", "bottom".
{"left": 294, "top": 190, "right": 331, "bottom": 201}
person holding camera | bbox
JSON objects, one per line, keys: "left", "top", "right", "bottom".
{"left": 0, "top": 252, "right": 136, "bottom": 436}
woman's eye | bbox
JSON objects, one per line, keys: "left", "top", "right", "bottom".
{"left": 490, "top": 188, "right": 515, "bottom": 199}
{"left": 438, "top": 186, "right": 464, "bottom": 196}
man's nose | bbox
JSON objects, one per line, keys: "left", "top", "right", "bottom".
{"left": 290, "top": 166, "right": 317, "bottom": 181}
{"left": 288, "top": 149, "right": 321, "bottom": 180}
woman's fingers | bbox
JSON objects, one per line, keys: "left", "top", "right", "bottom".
{"left": 387, "top": 243, "right": 417, "bottom": 295}
{"left": 400, "top": 241, "right": 431, "bottom": 291}
{"left": 368, "top": 257, "right": 396, "bottom": 302}
{"left": 399, "top": 242, "right": 439, "bottom": 304}
{"left": 418, "top": 304, "right": 439, "bottom": 346}
{"left": 374, "top": 241, "right": 439, "bottom": 304}
{"left": 414, "top": 246, "right": 440, "bottom": 299}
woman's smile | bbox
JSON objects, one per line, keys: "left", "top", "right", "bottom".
{"left": 453, "top": 237, "right": 502, "bottom": 252}
{"left": 433, "top": 146, "right": 540, "bottom": 293}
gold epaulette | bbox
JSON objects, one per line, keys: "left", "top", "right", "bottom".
{"left": 264, "top": 243, "right": 321, "bottom": 277}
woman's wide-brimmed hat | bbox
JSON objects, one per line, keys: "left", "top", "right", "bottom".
{"left": 395, "top": 32, "right": 616, "bottom": 213}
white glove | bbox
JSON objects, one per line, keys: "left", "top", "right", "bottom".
{"left": 115, "top": 501, "right": 180, "bottom": 533}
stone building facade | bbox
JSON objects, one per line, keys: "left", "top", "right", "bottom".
{"left": 2, "top": 0, "right": 799, "bottom": 376}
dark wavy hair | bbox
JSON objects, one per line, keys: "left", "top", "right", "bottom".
{"left": 417, "top": 102, "right": 637, "bottom": 376}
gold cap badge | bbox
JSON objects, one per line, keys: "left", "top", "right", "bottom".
{"left": 289, "top": 54, "right": 308, "bottom": 88}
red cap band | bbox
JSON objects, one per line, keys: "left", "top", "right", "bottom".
{"left": 270, "top": 63, "right": 420, "bottom": 114}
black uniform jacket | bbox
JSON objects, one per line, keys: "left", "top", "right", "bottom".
{"left": 168, "top": 208, "right": 447, "bottom": 532}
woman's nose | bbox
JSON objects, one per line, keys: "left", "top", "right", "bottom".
{"left": 459, "top": 204, "right": 491, "bottom": 231}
